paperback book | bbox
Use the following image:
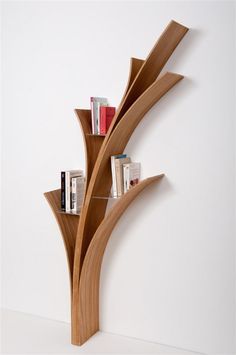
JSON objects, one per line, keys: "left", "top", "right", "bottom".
{"left": 61, "top": 170, "right": 83, "bottom": 212}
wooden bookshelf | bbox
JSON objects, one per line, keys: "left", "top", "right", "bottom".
{"left": 44, "top": 20, "right": 189, "bottom": 346}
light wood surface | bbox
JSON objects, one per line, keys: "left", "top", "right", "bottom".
{"left": 103, "top": 20, "right": 188, "bottom": 140}
{"left": 44, "top": 189, "right": 79, "bottom": 289}
{"left": 75, "top": 109, "right": 105, "bottom": 191}
{"left": 44, "top": 20, "right": 189, "bottom": 346}
{"left": 73, "top": 72, "right": 183, "bottom": 284}
{"left": 76, "top": 175, "right": 164, "bottom": 345}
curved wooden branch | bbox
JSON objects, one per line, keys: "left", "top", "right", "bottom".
{"left": 75, "top": 109, "right": 105, "bottom": 191}
{"left": 44, "top": 189, "right": 79, "bottom": 289}
{"left": 122, "top": 57, "right": 144, "bottom": 98}
{"left": 75, "top": 57, "right": 144, "bottom": 191}
{"left": 75, "top": 175, "right": 164, "bottom": 344}
{"left": 41, "top": 20, "right": 191, "bottom": 346}
{"left": 74, "top": 71, "right": 183, "bottom": 279}
{"left": 105, "top": 20, "right": 188, "bottom": 138}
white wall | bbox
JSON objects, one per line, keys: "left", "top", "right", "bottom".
{"left": 2, "top": 2, "right": 235, "bottom": 354}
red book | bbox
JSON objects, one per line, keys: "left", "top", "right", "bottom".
{"left": 100, "top": 106, "right": 116, "bottom": 135}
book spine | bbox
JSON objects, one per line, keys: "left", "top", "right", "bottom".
{"left": 90, "top": 98, "right": 95, "bottom": 134}
{"left": 123, "top": 165, "right": 129, "bottom": 193}
{"left": 115, "top": 160, "right": 122, "bottom": 197}
{"left": 111, "top": 156, "right": 118, "bottom": 197}
{"left": 100, "top": 106, "right": 106, "bottom": 135}
{"left": 61, "top": 172, "right": 65, "bottom": 210}
{"left": 97, "top": 102, "right": 101, "bottom": 135}
{"left": 65, "top": 171, "right": 71, "bottom": 212}
{"left": 71, "top": 177, "right": 77, "bottom": 213}
{"left": 93, "top": 101, "right": 99, "bottom": 135}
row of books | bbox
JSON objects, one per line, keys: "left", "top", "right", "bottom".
{"left": 111, "top": 154, "right": 141, "bottom": 197}
{"left": 61, "top": 170, "right": 85, "bottom": 214}
{"left": 90, "top": 97, "right": 116, "bottom": 135}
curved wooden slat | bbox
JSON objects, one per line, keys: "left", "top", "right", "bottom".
{"left": 75, "top": 109, "right": 105, "bottom": 191}
{"left": 72, "top": 73, "right": 183, "bottom": 345}
{"left": 122, "top": 57, "right": 144, "bottom": 99}
{"left": 74, "top": 72, "right": 183, "bottom": 279}
{"left": 74, "top": 175, "right": 164, "bottom": 344}
{"left": 44, "top": 189, "right": 79, "bottom": 289}
{"left": 104, "top": 20, "right": 188, "bottom": 139}
{"left": 74, "top": 56, "right": 143, "bottom": 190}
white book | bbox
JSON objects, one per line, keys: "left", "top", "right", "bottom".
{"left": 65, "top": 170, "right": 83, "bottom": 212}
{"left": 123, "top": 163, "right": 141, "bottom": 193}
{"left": 111, "top": 154, "right": 127, "bottom": 197}
{"left": 71, "top": 176, "right": 85, "bottom": 213}
{"left": 90, "top": 97, "right": 108, "bottom": 134}
{"left": 115, "top": 157, "right": 131, "bottom": 196}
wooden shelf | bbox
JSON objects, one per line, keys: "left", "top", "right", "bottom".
{"left": 44, "top": 20, "right": 189, "bottom": 346}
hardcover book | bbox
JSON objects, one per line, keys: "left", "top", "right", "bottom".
{"left": 100, "top": 106, "right": 116, "bottom": 135}
{"left": 63, "top": 170, "right": 83, "bottom": 212}
{"left": 115, "top": 157, "right": 131, "bottom": 196}
{"left": 110, "top": 154, "right": 127, "bottom": 197}
{"left": 71, "top": 176, "right": 85, "bottom": 213}
{"left": 123, "top": 162, "right": 141, "bottom": 193}
{"left": 90, "top": 97, "right": 108, "bottom": 134}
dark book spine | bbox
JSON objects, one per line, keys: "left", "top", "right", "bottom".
{"left": 61, "top": 172, "right": 65, "bottom": 210}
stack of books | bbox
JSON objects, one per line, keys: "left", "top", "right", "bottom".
{"left": 111, "top": 154, "right": 141, "bottom": 197}
{"left": 90, "top": 97, "right": 116, "bottom": 135}
{"left": 61, "top": 170, "right": 85, "bottom": 214}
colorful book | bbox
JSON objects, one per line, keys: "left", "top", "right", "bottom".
{"left": 100, "top": 106, "right": 116, "bottom": 135}
{"left": 90, "top": 97, "right": 108, "bottom": 134}
{"left": 64, "top": 170, "right": 83, "bottom": 212}
{"left": 115, "top": 157, "right": 131, "bottom": 196}
{"left": 71, "top": 176, "right": 85, "bottom": 214}
{"left": 123, "top": 163, "right": 141, "bottom": 193}
{"left": 111, "top": 154, "right": 127, "bottom": 197}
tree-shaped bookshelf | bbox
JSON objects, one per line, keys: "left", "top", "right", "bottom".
{"left": 44, "top": 20, "right": 189, "bottom": 346}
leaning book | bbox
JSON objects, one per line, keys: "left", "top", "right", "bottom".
{"left": 123, "top": 162, "right": 141, "bottom": 193}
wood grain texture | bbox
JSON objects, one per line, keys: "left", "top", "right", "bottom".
{"left": 44, "top": 20, "right": 189, "bottom": 346}
{"left": 104, "top": 20, "right": 188, "bottom": 139}
{"left": 122, "top": 57, "right": 144, "bottom": 98}
{"left": 44, "top": 189, "right": 79, "bottom": 289}
{"left": 74, "top": 72, "right": 183, "bottom": 280}
{"left": 75, "top": 175, "right": 164, "bottom": 345}
{"left": 72, "top": 72, "right": 183, "bottom": 345}
{"left": 75, "top": 109, "right": 105, "bottom": 191}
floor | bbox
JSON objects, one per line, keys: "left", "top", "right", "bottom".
{"left": 1, "top": 309, "right": 202, "bottom": 354}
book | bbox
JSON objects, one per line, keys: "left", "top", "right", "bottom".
{"left": 61, "top": 171, "right": 66, "bottom": 211}
{"left": 123, "top": 163, "right": 141, "bottom": 193}
{"left": 115, "top": 157, "right": 131, "bottom": 196}
{"left": 64, "top": 170, "right": 83, "bottom": 212}
{"left": 100, "top": 106, "right": 116, "bottom": 135}
{"left": 111, "top": 154, "right": 127, "bottom": 197}
{"left": 71, "top": 176, "right": 85, "bottom": 214}
{"left": 90, "top": 97, "right": 108, "bottom": 134}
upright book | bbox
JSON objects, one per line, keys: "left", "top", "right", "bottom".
{"left": 61, "top": 170, "right": 83, "bottom": 212}
{"left": 115, "top": 156, "right": 131, "bottom": 196}
{"left": 100, "top": 106, "right": 116, "bottom": 135}
{"left": 110, "top": 154, "right": 127, "bottom": 197}
{"left": 71, "top": 176, "right": 85, "bottom": 214}
{"left": 90, "top": 97, "right": 108, "bottom": 134}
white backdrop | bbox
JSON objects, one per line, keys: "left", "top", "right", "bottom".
{"left": 2, "top": 2, "right": 235, "bottom": 354}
